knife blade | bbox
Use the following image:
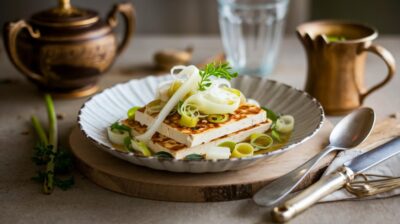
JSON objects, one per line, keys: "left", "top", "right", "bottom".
{"left": 271, "top": 137, "right": 400, "bottom": 223}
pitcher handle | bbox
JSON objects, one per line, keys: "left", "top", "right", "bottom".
{"left": 358, "top": 44, "right": 396, "bottom": 104}
{"left": 107, "top": 2, "right": 135, "bottom": 55}
{"left": 3, "top": 20, "right": 44, "bottom": 82}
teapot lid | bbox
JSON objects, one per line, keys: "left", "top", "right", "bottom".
{"left": 30, "top": 0, "right": 99, "bottom": 27}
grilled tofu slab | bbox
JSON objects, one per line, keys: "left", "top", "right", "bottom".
{"left": 134, "top": 103, "right": 267, "bottom": 147}
{"left": 122, "top": 119, "right": 271, "bottom": 159}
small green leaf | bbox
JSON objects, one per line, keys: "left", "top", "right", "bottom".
{"left": 261, "top": 107, "right": 278, "bottom": 122}
{"left": 184, "top": 154, "right": 204, "bottom": 161}
{"left": 154, "top": 151, "right": 174, "bottom": 159}
{"left": 271, "top": 130, "right": 281, "bottom": 142}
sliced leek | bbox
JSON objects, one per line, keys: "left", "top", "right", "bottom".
{"left": 127, "top": 106, "right": 141, "bottom": 120}
{"left": 218, "top": 141, "right": 236, "bottom": 152}
{"left": 168, "top": 80, "right": 183, "bottom": 97}
{"left": 107, "top": 126, "right": 130, "bottom": 145}
{"left": 179, "top": 113, "right": 199, "bottom": 127}
{"left": 231, "top": 143, "right": 254, "bottom": 158}
{"left": 275, "top": 115, "right": 295, "bottom": 133}
{"left": 145, "top": 99, "right": 165, "bottom": 115}
{"left": 136, "top": 65, "right": 201, "bottom": 143}
{"left": 131, "top": 139, "right": 152, "bottom": 156}
{"left": 207, "top": 114, "right": 229, "bottom": 123}
{"left": 205, "top": 146, "right": 231, "bottom": 160}
{"left": 250, "top": 133, "right": 273, "bottom": 150}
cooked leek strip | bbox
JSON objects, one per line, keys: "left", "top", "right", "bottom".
{"left": 205, "top": 146, "right": 231, "bottom": 160}
{"left": 145, "top": 99, "right": 165, "bottom": 115}
{"left": 222, "top": 87, "right": 246, "bottom": 104}
{"left": 127, "top": 106, "right": 141, "bottom": 120}
{"left": 107, "top": 126, "right": 130, "bottom": 145}
{"left": 218, "top": 141, "right": 236, "bottom": 152}
{"left": 136, "top": 65, "right": 201, "bottom": 143}
{"left": 275, "top": 115, "right": 295, "bottom": 133}
{"left": 182, "top": 87, "right": 240, "bottom": 114}
{"left": 131, "top": 139, "right": 152, "bottom": 156}
{"left": 250, "top": 133, "right": 273, "bottom": 150}
{"left": 179, "top": 113, "right": 199, "bottom": 127}
{"left": 231, "top": 143, "right": 254, "bottom": 158}
{"left": 168, "top": 80, "right": 183, "bottom": 97}
{"left": 207, "top": 114, "right": 229, "bottom": 123}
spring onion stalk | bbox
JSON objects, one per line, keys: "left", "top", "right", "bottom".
{"left": 136, "top": 65, "right": 201, "bottom": 143}
{"left": 231, "top": 143, "right": 254, "bottom": 158}
{"left": 107, "top": 127, "right": 130, "bottom": 145}
{"left": 275, "top": 115, "right": 295, "bottom": 133}
{"left": 31, "top": 116, "right": 48, "bottom": 145}
{"left": 218, "top": 141, "right": 236, "bottom": 152}
{"left": 250, "top": 133, "right": 273, "bottom": 150}
{"left": 43, "top": 94, "right": 57, "bottom": 194}
{"left": 205, "top": 147, "right": 231, "bottom": 160}
{"left": 207, "top": 114, "right": 229, "bottom": 123}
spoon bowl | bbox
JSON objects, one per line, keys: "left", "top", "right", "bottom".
{"left": 329, "top": 107, "right": 375, "bottom": 148}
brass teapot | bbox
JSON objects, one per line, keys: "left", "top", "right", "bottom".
{"left": 3, "top": 0, "right": 135, "bottom": 97}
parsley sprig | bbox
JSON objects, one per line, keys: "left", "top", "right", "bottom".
{"left": 198, "top": 62, "right": 238, "bottom": 91}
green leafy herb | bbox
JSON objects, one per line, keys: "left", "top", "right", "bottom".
{"left": 123, "top": 136, "right": 133, "bottom": 152}
{"left": 198, "top": 62, "right": 238, "bottom": 91}
{"left": 184, "top": 154, "right": 204, "bottom": 161}
{"left": 111, "top": 122, "right": 131, "bottom": 133}
{"left": 31, "top": 94, "right": 74, "bottom": 194}
{"left": 261, "top": 107, "right": 278, "bottom": 123}
{"left": 154, "top": 151, "right": 174, "bottom": 159}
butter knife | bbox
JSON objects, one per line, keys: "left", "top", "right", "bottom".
{"left": 271, "top": 136, "right": 400, "bottom": 222}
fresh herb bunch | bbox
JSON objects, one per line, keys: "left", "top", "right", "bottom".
{"left": 31, "top": 94, "right": 74, "bottom": 194}
{"left": 198, "top": 62, "right": 238, "bottom": 91}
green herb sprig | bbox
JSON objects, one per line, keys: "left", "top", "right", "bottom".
{"left": 31, "top": 94, "right": 74, "bottom": 194}
{"left": 198, "top": 62, "right": 238, "bottom": 91}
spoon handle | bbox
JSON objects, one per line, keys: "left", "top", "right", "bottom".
{"left": 252, "top": 146, "right": 338, "bottom": 206}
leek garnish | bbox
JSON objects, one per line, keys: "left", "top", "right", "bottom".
{"left": 168, "top": 80, "right": 183, "bottom": 97}
{"left": 179, "top": 113, "right": 199, "bottom": 127}
{"left": 178, "top": 103, "right": 201, "bottom": 127}
{"left": 198, "top": 62, "right": 238, "bottom": 91}
{"left": 205, "top": 147, "right": 231, "bottom": 160}
{"left": 108, "top": 127, "right": 130, "bottom": 145}
{"left": 136, "top": 65, "right": 201, "bottom": 143}
{"left": 145, "top": 99, "right": 165, "bottom": 115}
{"left": 127, "top": 106, "right": 141, "bottom": 120}
{"left": 154, "top": 151, "right": 174, "bottom": 159}
{"left": 131, "top": 140, "right": 152, "bottom": 156}
{"left": 207, "top": 114, "right": 229, "bottom": 123}
{"left": 231, "top": 143, "right": 254, "bottom": 158}
{"left": 218, "top": 141, "right": 236, "bottom": 152}
{"left": 123, "top": 136, "right": 133, "bottom": 152}
{"left": 271, "top": 130, "right": 282, "bottom": 142}
{"left": 111, "top": 122, "right": 131, "bottom": 134}
{"left": 275, "top": 115, "right": 295, "bottom": 134}
{"left": 250, "top": 133, "right": 273, "bottom": 150}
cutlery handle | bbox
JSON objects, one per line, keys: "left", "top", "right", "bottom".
{"left": 253, "top": 146, "right": 337, "bottom": 206}
{"left": 272, "top": 167, "right": 354, "bottom": 222}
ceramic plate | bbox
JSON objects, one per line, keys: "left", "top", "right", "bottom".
{"left": 78, "top": 75, "right": 324, "bottom": 173}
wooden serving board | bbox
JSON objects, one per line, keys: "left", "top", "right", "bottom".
{"left": 69, "top": 120, "right": 335, "bottom": 202}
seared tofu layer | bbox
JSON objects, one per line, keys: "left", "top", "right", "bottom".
{"left": 134, "top": 104, "right": 267, "bottom": 147}
{"left": 123, "top": 119, "right": 271, "bottom": 159}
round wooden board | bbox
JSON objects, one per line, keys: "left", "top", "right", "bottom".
{"left": 69, "top": 121, "right": 334, "bottom": 202}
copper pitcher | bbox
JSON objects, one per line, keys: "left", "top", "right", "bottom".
{"left": 297, "top": 21, "right": 396, "bottom": 115}
{"left": 3, "top": 0, "right": 135, "bottom": 97}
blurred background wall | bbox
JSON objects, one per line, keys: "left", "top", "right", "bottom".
{"left": 1, "top": 0, "right": 399, "bottom": 35}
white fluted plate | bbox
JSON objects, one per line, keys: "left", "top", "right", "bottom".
{"left": 78, "top": 75, "right": 324, "bottom": 173}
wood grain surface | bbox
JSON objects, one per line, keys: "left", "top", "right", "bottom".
{"left": 69, "top": 121, "right": 335, "bottom": 202}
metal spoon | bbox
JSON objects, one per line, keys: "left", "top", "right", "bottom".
{"left": 253, "top": 107, "right": 375, "bottom": 207}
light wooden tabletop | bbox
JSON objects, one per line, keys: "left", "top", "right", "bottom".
{"left": 0, "top": 36, "right": 399, "bottom": 224}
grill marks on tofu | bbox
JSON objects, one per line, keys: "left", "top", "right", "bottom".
{"left": 144, "top": 104, "right": 263, "bottom": 134}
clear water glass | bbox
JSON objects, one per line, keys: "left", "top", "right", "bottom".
{"left": 218, "top": 0, "right": 289, "bottom": 76}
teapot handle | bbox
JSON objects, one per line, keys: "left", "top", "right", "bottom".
{"left": 107, "top": 2, "right": 135, "bottom": 55}
{"left": 3, "top": 20, "right": 44, "bottom": 82}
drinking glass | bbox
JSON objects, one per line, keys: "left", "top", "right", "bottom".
{"left": 218, "top": 0, "right": 289, "bottom": 76}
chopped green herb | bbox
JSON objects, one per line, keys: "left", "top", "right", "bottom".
{"left": 198, "top": 62, "right": 238, "bottom": 91}
{"left": 184, "top": 154, "right": 204, "bottom": 161}
{"left": 154, "top": 151, "right": 174, "bottom": 159}
{"left": 111, "top": 122, "right": 131, "bottom": 133}
{"left": 261, "top": 107, "right": 278, "bottom": 122}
